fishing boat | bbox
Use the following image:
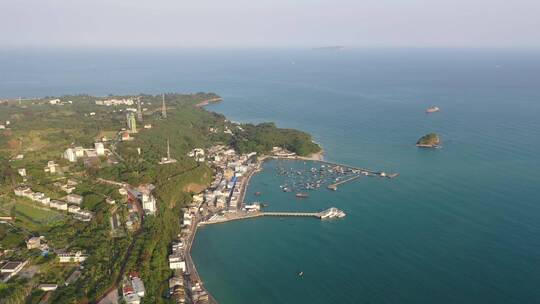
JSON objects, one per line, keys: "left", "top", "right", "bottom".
{"left": 296, "top": 193, "right": 309, "bottom": 198}
{"left": 425, "top": 106, "right": 440, "bottom": 113}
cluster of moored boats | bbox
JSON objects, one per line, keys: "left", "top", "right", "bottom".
{"left": 277, "top": 163, "right": 362, "bottom": 194}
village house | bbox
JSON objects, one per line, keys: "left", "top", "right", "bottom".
{"left": 66, "top": 194, "right": 83, "bottom": 205}
{"left": 0, "top": 260, "right": 28, "bottom": 282}
{"left": 49, "top": 200, "right": 68, "bottom": 211}
{"left": 58, "top": 251, "right": 88, "bottom": 263}
{"left": 26, "top": 236, "right": 41, "bottom": 249}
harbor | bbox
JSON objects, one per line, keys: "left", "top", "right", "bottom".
{"left": 180, "top": 146, "right": 397, "bottom": 304}
{"left": 273, "top": 156, "right": 398, "bottom": 194}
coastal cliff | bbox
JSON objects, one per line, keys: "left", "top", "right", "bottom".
{"left": 416, "top": 133, "right": 440, "bottom": 148}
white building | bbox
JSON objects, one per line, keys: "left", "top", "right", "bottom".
{"left": 132, "top": 276, "right": 146, "bottom": 297}
{"left": 169, "top": 241, "right": 187, "bottom": 271}
{"left": 124, "top": 294, "right": 140, "bottom": 304}
{"left": 17, "top": 168, "right": 26, "bottom": 177}
{"left": 68, "top": 205, "right": 81, "bottom": 214}
{"left": 38, "top": 284, "right": 58, "bottom": 291}
{"left": 74, "top": 147, "right": 85, "bottom": 158}
{"left": 168, "top": 253, "right": 186, "bottom": 271}
{"left": 85, "top": 150, "right": 98, "bottom": 158}
{"left": 215, "top": 196, "right": 226, "bottom": 208}
{"left": 142, "top": 193, "right": 157, "bottom": 214}
{"left": 137, "top": 184, "right": 157, "bottom": 215}
{"left": 44, "top": 161, "right": 59, "bottom": 173}
{"left": 244, "top": 203, "right": 261, "bottom": 211}
{"left": 32, "top": 193, "right": 50, "bottom": 205}
{"left": 26, "top": 236, "right": 41, "bottom": 249}
{"left": 66, "top": 194, "right": 83, "bottom": 205}
{"left": 13, "top": 186, "right": 32, "bottom": 197}
{"left": 188, "top": 148, "right": 205, "bottom": 162}
{"left": 64, "top": 148, "right": 77, "bottom": 162}
{"left": 60, "top": 184, "right": 76, "bottom": 194}
{"left": 95, "top": 142, "right": 105, "bottom": 156}
{"left": 192, "top": 194, "right": 204, "bottom": 205}
{"left": 95, "top": 98, "right": 135, "bottom": 106}
{"left": 58, "top": 251, "right": 87, "bottom": 263}
{"left": 50, "top": 200, "right": 68, "bottom": 211}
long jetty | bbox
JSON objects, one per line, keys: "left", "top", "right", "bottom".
{"left": 327, "top": 175, "right": 361, "bottom": 190}
{"left": 200, "top": 208, "right": 345, "bottom": 226}
{"left": 318, "top": 160, "right": 398, "bottom": 178}
{"left": 263, "top": 211, "right": 320, "bottom": 217}
{"left": 273, "top": 157, "right": 399, "bottom": 179}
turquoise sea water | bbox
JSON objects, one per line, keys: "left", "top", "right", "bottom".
{"left": 2, "top": 48, "right": 540, "bottom": 303}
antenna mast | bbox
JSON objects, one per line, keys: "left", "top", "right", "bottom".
{"left": 167, "top": 139, "right": 171, "bottom": 160}
{"left": 161, "top": 94, "right": 167, "bottom": 119}
{"left": 137, "top": 97, "right": 143, "bottom": 122}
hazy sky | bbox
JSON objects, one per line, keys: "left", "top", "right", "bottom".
{"left": 1, "top": 0, "right": 539, "bottom": 48}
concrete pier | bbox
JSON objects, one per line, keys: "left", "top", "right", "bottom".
{"left": 327, "top": 175, "right": 362, "bottom": 190}
{"left": 200, "top": 208, "right": 346, "bottom": 226}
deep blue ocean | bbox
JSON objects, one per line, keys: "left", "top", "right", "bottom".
{"left": 1, "top": 48, "right": 540, "bottom": 303}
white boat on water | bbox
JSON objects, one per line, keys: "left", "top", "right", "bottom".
{"left": 319, "top": 207, "right": 346, "bottom": 219}
{"left": 425, "top": 106, "right": 440, "bottom": 113}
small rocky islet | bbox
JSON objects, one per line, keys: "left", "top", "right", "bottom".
{"left": 416, "top": 133, "right": 441, "bottom": 148}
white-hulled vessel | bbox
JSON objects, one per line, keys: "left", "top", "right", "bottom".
{"left": 319, "top": 207, "right": 346, "bottom": 219}
{"left": 425, "top": 106, "right": 440, "bottom": 113}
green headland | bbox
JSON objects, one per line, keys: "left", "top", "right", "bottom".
{"left": 0, "top": 93, "right": 320, "bottom": 303}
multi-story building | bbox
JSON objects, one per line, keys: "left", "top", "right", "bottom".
{"left": 63, "top": 148, "right": 77, "bottom": 162}
{"left": 49, "top": 200, "right": 68, "bottom": 211}
{"left": 134, "top": 184, "right": 157, "bottom": 215}
{"left": 74, "top": 146, "right": 85, "bottom": 158}
{"left": 169, "top": 241, "right": 186, "bottom": 272}
{"left": 126, "top": 112, "right": 137, "bottom": 133}
{"left": 26, "top": 236, "right": 41, "bottom": 249}
{"left": 95, "top": 142, "right": 105, "bottom": 156}
{"left": 58, "top": 251, "right": 88, "bottom": 263}
{"left": 66, "top": 194, "right": 83, "bottom": 205}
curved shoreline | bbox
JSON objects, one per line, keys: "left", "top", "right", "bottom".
{"left": 188, "top": 150, "right": 399, "bottom": 302}
{"left": 187, "top": 155, "right": 310, "bottom": 303}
